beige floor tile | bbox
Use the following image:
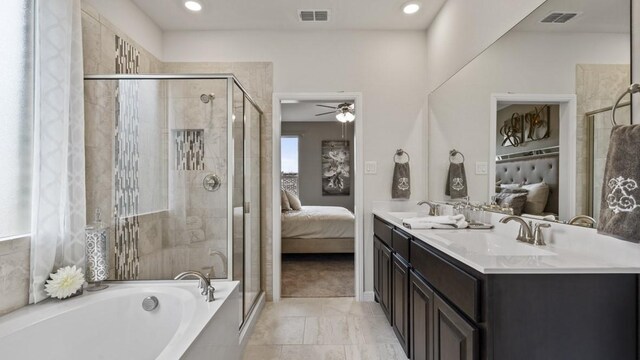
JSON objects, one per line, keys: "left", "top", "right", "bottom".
{"left": 322, "top": 298, "right": 372, "bottom": 317}
{"left": 248, "top": 316, "right": 306, "bottom": 345}
{"left": 262, "top": 298, "right": 325, "bottom": 318}
{"left": 281, "top": 345, "right": 346, "bottom": 360}
{"left": 369, "top": 302, "right": 386, "bottom": 317}
{"left": 304, "top": 316, "right": 357, "bottom": 345}
{"left": 344, "top": 344, "right": 408, "bottom": 360}
{"left": 242, "top": 345, "right": 282, "bottom": 360}
{"left": 348, "top": 316, "right": 398, "bottom": 344}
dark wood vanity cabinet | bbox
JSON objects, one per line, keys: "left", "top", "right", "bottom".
{"left": 433, "top": 293, "right": 478, "bottom": 360}
{"left": 410, "top": 270, "right": 434, "bottom": 360}
{"left": 373, "top": 235, "right": 392, "bottom": 322}
{"left": 392, "top": 253, "right": 410, "bottom": 354}
{"left": 373, "top": 215, "right": 638, "bottom": 360}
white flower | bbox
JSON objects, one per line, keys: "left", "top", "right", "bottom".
{"left": 45, "top": 266, "right": 85, "bottom": 299}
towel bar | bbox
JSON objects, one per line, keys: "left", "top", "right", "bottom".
{"left": 611, "top": 83, "right": 640, "bottom": 125}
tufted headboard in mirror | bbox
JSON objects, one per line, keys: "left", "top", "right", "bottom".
{"left": 495, "top": 154, "right": 559, "bottom": 214}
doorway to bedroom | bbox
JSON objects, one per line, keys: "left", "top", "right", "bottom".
{"left": 278, "top": 98, "right": 357, "bottom": 298}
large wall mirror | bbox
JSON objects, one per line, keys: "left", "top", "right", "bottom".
{"left": 428, "top": 0, "right": 631, "bottom": 224}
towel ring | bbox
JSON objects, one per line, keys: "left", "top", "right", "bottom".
{"left": 394, "top": 149, "right": 410, "bottom": 163}
{"left": 611, "top": 83, "right": 640, "bottom": 126}
{"left": 449, "top": 149, "right": 465, "bottom": 164}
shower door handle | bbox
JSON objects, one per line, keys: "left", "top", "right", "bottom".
{"left": 244, "top": 202, "right": 250, "bottom": 214}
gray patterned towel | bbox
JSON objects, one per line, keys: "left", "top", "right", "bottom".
{"left": 392, "top": 162, "right": 411, "bottom": 199}
{"left": 446, "top": 162, "right": 468, "bottom": 199}
{"left": 598, "top": 124, "right": 640, "bottom": 242}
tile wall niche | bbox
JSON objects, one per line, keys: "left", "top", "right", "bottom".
{"left": 575, "top": 64, "right": 630, "bottom": 216}
{"left": 82, "top": 1, "right": 273, "bottom": 291}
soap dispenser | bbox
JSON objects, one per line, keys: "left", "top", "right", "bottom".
{"left": 85, "top": 208, "right": 109, "bottom": 291}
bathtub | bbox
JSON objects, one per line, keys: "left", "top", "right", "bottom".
{"left": 0, "top": 280, "right": 241, "bottom": 360}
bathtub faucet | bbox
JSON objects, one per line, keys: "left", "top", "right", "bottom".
{"left": 174, "top": 271, "right": 215, "bottom": 302}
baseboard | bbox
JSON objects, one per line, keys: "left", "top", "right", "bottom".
{"left": 239, "top": 291, "right": 266, "bottom": 347}
{"left": 362, "top": 291, "right": 375, "bottom": 302}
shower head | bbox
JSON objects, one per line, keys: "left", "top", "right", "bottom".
{"left": 200, "top": 93, "right": 215, "bottom": 104}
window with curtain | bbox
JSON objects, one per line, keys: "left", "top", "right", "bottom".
{"left": 0, "top": 0, "right": 34, "bottom": 239}
{"left": 281, "top": 136, "right": 300, "bottom": 195}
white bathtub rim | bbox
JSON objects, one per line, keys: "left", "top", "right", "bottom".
{"left": 0, "top": 280, "right": 239, "bottom": 360}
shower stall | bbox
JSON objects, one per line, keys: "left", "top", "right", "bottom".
{"left": 83, "top": 74, "right": 262, "bottom": 325}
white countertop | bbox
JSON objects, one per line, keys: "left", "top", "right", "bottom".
{"left": 373, "top": 210, "right": 640, "bottom": 275}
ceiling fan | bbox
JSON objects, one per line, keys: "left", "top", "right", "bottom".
{"left": 315, "top": 102, "right": 355, "bottom": 122}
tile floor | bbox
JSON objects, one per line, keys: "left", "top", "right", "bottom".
{"left": 242, "top": 297, "right": 408, "bottom": 360}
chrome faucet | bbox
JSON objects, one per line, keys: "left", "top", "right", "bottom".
{"left": 417, "top": 201, "right": 440, "bottom": 216}
{"left": 174, "top": 271, "right": 215, "bottom": 302}
{"left": 500, "top": 216, "right": 552, "bottom": 246}
{"left": 202, "top": 250, "right": 228, "bottom": 278}
{"left": 499, "top": 216, "right": 533, "bottom": 243}
{"left": 568, "top": 215, "right": 597, "bottom": 228}
{"left": 532, "top": 223, "right": 551, "bottom": 246}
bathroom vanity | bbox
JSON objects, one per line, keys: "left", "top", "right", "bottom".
{"left": 373, "top": 211, "right": 638, "bottom": 360}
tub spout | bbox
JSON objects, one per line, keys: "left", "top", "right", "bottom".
{"left": 175, "top": 271, "right": 215, "bottom": 302}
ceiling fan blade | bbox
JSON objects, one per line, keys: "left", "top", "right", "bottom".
{"left": 315, "top": 111, "right": 335, "bottom": 116}
{"left": 316, "top": 104, "right": 337, "bottom": 109}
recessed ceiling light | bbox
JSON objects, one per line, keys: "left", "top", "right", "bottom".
{"left": 402, "top": 2, "right": 421, "bottom": 15}
{"left": 184, "top": 1, "right": 202, "bottom": 12}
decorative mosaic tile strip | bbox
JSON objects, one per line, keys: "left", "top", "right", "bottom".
{"left": 115, "top": 36, "right": 139, "bottom": 74}
{"left": 114, "top": 36, "right": 140, "bottom": 279}
{"left": 175, "top": 129, "right": 205, "bottom": 170}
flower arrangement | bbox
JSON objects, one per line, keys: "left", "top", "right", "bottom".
{"left": 45, "top": 266, "right": 85, "bottom": 299}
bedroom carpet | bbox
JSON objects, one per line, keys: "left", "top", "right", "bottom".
{"left": 282, "top": 254, "right": 355, "bottom": 298}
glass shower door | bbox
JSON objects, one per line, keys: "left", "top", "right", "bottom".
{"left": 243, "top": 97, "right": 261, "bottom": 318}
{"left": 231, "top": 82, "right": 245, "bottom": 325}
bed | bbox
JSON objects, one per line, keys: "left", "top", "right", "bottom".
{"left": 496, "top": 153, "right": 559, "bottom": 216}
{"left": 281, "top": 206, "right": 355, "bottom": 254}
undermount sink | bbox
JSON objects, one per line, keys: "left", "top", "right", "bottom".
{"left": 427, "top": 232, "right": 557, "bottom": 257}
{"left": 387, "top": 211, "right": 419, "bottom": 220}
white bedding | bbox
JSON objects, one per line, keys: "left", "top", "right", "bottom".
{"left": 281, "top": 206, "right": 355, "bottom": 239}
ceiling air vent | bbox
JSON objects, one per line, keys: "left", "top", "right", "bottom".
{"left": 540, "top": 12, "right": 579, "bottom": 24}
{"left": 298, "top": 10, "right": 330, "bottom": 22}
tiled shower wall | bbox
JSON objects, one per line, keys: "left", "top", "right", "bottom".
{"left": 81, "top": 1, "right": 273, "bottom": 290}
{"left": 575, "top": 64, "right": 630, "bottom": 216}
{"left": 82, "top": 1, "right": 168, "bottom": 280}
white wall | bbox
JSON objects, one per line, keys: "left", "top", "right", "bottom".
{"left": 428, "top": 31, "right": 630, "bottom": 202}
{"left": 83, "top": 0, "right": 163, "bottom": 59}
{"left": 164, "top": 30, "right": 428, "bottom": 294}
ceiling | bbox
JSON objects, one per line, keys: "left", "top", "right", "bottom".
{"left": 514, "top": 0, "right": 630, "bottom": 33}
{"left": 131, "top": 0, "right": 446, "bottom": 31}
{"left": 281, "top": 100, "right": 351, "bottom": 122}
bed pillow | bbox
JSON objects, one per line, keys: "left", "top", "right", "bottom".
{"left": 521, "top": 182, "right": 550, "bottom": 215}
{"left": 494, "top": 188, "right": 529, "bottom": 216}
{"left": 285, "top": 190, "right": 302, "bottom": 210}
{"left": 281, "top": 189, "right": 292, "bottom": 212}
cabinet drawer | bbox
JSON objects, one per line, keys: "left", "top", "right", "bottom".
{"left": 392, "top": 228, "right": 410, "bottom": 261}
{"left": 374, "top": 216, "right": 393, "bottom": 247}
{"left": 410, "top": 240, "right": 480, "bottom": 322}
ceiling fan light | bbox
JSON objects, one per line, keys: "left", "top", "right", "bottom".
{"left": 336, "top": 111, "right": 355, "bottom": 122}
